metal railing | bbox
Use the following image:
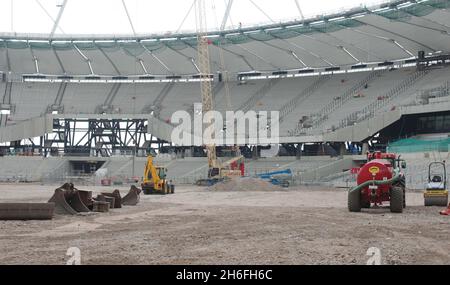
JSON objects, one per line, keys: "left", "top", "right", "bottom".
{"left": 290, "top": 70, "right": 386, "bottom": 136}
{"left": 338, "top": 70, "right": 429, "bottom": 129}
{"left": 419, "top": 81, "right": 450, "bottom": 103}
{"left": 279, "top": 75, "right": 331, "bottom": 123}
{"left": 238, "top": 78, "right": 281, "bottom": 113}
{"left": 312, "top": 70, "right": 385, "bottom": 128}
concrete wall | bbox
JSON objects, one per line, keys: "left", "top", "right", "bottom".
{"left": 0, "top": 115, "right": 53, "bottom": 143}
{"left": 300, "top": 157, "right": 358, "bottom": 182}
{"left": 0, "top": 156, "right": 69, "bottom": 182}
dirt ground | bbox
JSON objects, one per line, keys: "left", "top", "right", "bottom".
{"left": 0, "top": 183, "right": 449, "bottom": 265}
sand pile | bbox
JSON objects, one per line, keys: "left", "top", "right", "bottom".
{"left": 208, "top": 177, "right": 281, "bottom": 192}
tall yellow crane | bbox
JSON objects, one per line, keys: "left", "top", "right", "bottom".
{"left": 196, "top": 0, "right": 218, "bottom": 171}
{"left": 195, "top": 0, "right": 243, "bottom": 186}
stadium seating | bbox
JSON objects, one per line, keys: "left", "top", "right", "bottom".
{"left": 3, "top": 66, "right": 450, "bottom": 138}
{"left": 10, "top": 83, "right": 58, "bottom": 121}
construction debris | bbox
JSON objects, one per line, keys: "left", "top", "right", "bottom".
{"left": 0, "top": 183, "right": 141, "bottom": 219}
{"left": 122, "top": 186, "right": 142, "bottom": 206}
{"left": 93, "top": 201, "right": 110, "bottom": 213}
{"left": 48, "top": 183, "right": 91, "bottom": 215}
{"left": 208, "top": 177, "right": 281, "bottom": 192}
{"left": 0, "top": 203, "right": 55, "bottom": 220}
{"left": 104, "top": 196, "right": 115, "bottom": 207}
{"left": 78, "top": 190, "right": 94, "bottom": 210}
{"left": 101, "top": 190, "right": 122, "bottom": 209}
{"left": 48, "top": 183, "right": 141, "bottom": 215}
{"left": 96, "top": 195, "right": 115, "bottom": 209}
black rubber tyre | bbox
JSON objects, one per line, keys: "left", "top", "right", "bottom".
{"left": 390, "top": 186, "right": 404, "bottom": 213}
{"left": 362, "top": 200, "right": 371, "bottom": 209}
{"left": 348, "top": 189, "right": 362, "bottom": 212}
{"left": 403, "top": 188, "right": 406, "bottom": 208}
{"left": 396, "top": 177, "right": 406, "bottom": 188}
{"left": 159, "top": 184, "right": 168, "bottom": 195}
{"left": 142, "top": 186, "right": 151, "bottom": 195}
{"left": 143, "top": 186, "right": 166, "bottom": 195}
{"left": 399, "top": 178, "right": 406, "bottom": 208}
{"left": 393, "top": 178, "right": 406, "bottom": 208}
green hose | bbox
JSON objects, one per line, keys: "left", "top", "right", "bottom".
{"left": 349, "top": 169, "right": 402, "bottom": 194}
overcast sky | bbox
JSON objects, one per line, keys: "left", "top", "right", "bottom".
{"left": 0, "top": 0, "right": 388, "bottom": 35}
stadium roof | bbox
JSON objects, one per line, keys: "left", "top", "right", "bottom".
{"left": 0, "top": 0, "right": 391, "bottom": 36}
{"left": 0, "top": 0, "right": 450, "bottom": 77}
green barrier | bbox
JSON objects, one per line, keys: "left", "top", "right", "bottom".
{"left": 388, "top": 137, "right": 450, "bottom": 153}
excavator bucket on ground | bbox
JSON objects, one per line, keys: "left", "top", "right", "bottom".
{"left": 48, "top": 183, "right": 141, "bottom": 215}
{"left": 122, "top": 186, "right": 142, "bottom": 206}
{"left": 49, "top": 188, "right": 78, "bottom": 215}
{"left": 0, "top": 203, "right": 55, "bottom": 220}
{"left": 95, "top": 194, "right": 115, "bottom": 209}
{"left": 48, "top": 184, "right": 92, "bottom": 215}
{"left": 67, "top": 191, "right": 91, "bottom": 213}
{"left": 78, "top": 190, "right": 94, "bottom": 210}
{"left": 93, "top": 201, "right": 110, "bottom": 213}
{"left": 101, "top": 190, "right": 122, "bottom": 208}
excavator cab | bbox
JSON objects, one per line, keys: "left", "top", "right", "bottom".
{"left": 197, "top": 156, "right": 244, "bottom": 186}
{"left": 208, "top": 167, "right": 220, "bottom": 178}
{"left": 157, "top": 167, "right": 167, "bottom": 180}
{"left": 142, "top": 156, "right": 175, "bottom": 195}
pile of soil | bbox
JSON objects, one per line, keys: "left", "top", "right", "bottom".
{"left": 208, "top": 177, "right": 281, "bottom": 192}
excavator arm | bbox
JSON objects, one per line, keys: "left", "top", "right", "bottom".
{"left": 142, "top": 156, "right": 175, "bottom": 195}
{"left": 143, "top": 155, "right": 159, "bottom": 186}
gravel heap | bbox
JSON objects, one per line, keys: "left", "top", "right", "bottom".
{"left": 208, "top": 177, "right": 281, "bottom": 192}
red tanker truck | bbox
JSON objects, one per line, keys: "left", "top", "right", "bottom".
{"left": 348, "top": 152, "right": 407, "bottom": 213}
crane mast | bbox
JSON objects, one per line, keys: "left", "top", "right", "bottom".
{"left": 196, "top": 0, "right": 218, "bottom": 169}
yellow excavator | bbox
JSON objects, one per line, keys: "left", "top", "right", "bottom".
{"left": 141, "top": 155, "right": 175, "bottom": 195}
